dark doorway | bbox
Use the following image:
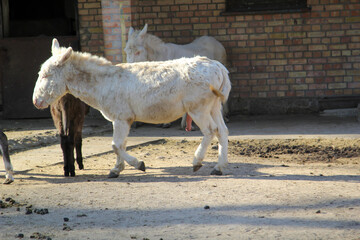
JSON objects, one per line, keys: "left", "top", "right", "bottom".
{"left": 0, "top": 0, "right": 79, "bottom": 119}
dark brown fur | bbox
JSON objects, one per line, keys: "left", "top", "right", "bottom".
{"left": 50, "top": 94, "right": 89, "bottom": 177}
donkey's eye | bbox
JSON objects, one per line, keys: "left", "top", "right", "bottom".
{"left": 134, "top": 51, "right": 141, "bottom": 56}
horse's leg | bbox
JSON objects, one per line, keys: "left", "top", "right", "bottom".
{"left": 108, "top": 120, "right": 145, "bottom": 178}
{"left": 0, "top": 131, "right": 14, "bottom": 184}
{"left": 188, "top": 110, "right": 216, "bottom": 173}
{"left": 210, "top": 103, "right": 229, "bottom": 175}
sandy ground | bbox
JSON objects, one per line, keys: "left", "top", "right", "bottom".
{"left": 1, "top": 115, "right": 360, "bottom": 240}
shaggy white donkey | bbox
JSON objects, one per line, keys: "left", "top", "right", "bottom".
{"left": 33, "top": 39, "right": 231, "bottom": 176}
{"left": 125, "top": 24, "right": 227, "bottom": 65}
{"left": 125, "top": 24, "right": 228, "bottom": 129}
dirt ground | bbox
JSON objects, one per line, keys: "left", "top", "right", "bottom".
{"left": 1, "top": 117, "right": 360, "bottom": 240}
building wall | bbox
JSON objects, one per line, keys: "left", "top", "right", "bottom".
{"left": 129, "top": 0, "right": 360, "bottom": 114}
{"left": 78, "top": 0, "right": 104, "bottom": 56}
{"left": 77, "top": 0, "right": 360, "bottom": 114}
{"left": 101, "top": 0, "right": 133, "bottom": 62}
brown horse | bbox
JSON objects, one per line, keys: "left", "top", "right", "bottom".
{"left": 50, "top": 94, "right": 89, "bottom": 177}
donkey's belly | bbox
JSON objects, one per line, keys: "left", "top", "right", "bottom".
{"left": 135, "top": 103, "right": 184, "bottom": 124}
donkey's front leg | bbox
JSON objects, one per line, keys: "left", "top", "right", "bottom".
{"left": 0, "top": 131, "right": 14, "bottom": 184}
{"left": 108, "top": 120, "right": 145, "bottom": 178}
{"left": 61, "top": 135, "right": 76, "bottom": 177}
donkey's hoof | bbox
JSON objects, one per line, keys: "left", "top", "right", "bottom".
{"left": 70, "top": 172, "right": 76, "bottom": 177}
{"left": 64, "top": 171, "right": 70, "bottom": 177}
{"left": 193, "top": 164, "right": 203, "bottom": 172}
{"left": 138, "top": 161, "right": 146, "bottom": 172}
{"left": 108, "top": 172, "right": 119, "bottom": 178}
{"left": 3, "top": 178, "right": 14, "bottom": 184}
{"left": 210, "top": 169, "right": 222, "bottom": 176}
{"left": 78, "top": 163, "right": 84, "bottom": 170}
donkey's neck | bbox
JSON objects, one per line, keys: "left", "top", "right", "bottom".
{"left": 144, "top": 34, "right": 170, "bottom": 61}
{"left": 64, "top": 52, "right": 115, "bottom": 110}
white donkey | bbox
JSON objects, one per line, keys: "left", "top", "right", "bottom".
{"left": 125, "top": 24, "right": 228, "bottom": 129}
{"left": 125, "top": 24, "right": 227, "bottom": 64}
{"left": 33, "top": 39, "right": 231, "bottom": 176}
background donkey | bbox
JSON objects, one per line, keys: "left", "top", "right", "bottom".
{"left": 0, "top": 130, "right": 14, "bottom": 184}
{"left": 50, "top": 94, "right": 89, "bottom": 177}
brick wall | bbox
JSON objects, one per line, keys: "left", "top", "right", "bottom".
{"left": 78, "top": 0, "right": 104, "bottom": 56}
{"left": 128, "top": 0, "right": 360, "bottom": 114}
{"left": 101, "top": 0, "right": 134, "bottom": 63}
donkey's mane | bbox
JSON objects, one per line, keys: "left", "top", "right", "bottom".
{"left": 72, "top": 50, "right": 112, "bottom": 66}
{"left": 71, "top": 49, "right": 113, "bottom": 71}
{"left": 54, "top": 47, "right": 114, "bottom": 75}
{"left": 144, "top": 32, "right": 165, "bottom": 46}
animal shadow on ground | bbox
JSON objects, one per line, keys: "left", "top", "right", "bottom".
{"left": 4, "top": 161, "right": 360, "bottom": 185}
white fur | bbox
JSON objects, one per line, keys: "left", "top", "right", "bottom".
{"left": 1, "top": 131, "right": 14, "bottom": 184}
{"left": 124, "top": 24, "right": 229, "bottom": 128}
{"left": 125, "top": 24, "right": 227, "bottom": 64}
{"left": 4, "top": 158, "right": 14, "bottom": 184}
{"left": 4, "top": 160, "right": 14, "bottom": 184}
{"left": 33, "top": 39, "right": 231, "bottom": 176}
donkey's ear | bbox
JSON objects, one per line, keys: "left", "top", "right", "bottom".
{"left": 57, "top": 47, "right": 73, "bottom": 65}
{"left": 128, "top": 27, "right": 134, "bottom": 38}
{"left": 52, "top": 38, "right": 60, "bottom": 55}
{"left": 138, "top": 23, "right": 148, "bottom": 38}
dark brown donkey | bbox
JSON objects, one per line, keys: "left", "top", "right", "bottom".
{"left": 50, "top": 94, "right": 89, "bottom": 177}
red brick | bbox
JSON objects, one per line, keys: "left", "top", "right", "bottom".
{"left": 84, "top": 3, "right": 100, "bottom": 8}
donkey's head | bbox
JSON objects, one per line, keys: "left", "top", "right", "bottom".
{"left": 124, "top": 24, "right": 148, "bottom": 63}
{"left": 33, "top": 38, "right": 73, "bottom": 109}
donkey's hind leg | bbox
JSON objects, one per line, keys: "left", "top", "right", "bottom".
{"left": 210, "top": 101, "right": 229, "bottom": 175}
{"left": 188, "top": 110, "right": 216, "bottom": 173}
{"left": 75, "top": 131, "right": 84, "bottom": 170}
{"left": 108, "top": 120, "right": 145, "bottom": 178}
{"left": 0, "top": 131, "right": 14, "bottom": 184}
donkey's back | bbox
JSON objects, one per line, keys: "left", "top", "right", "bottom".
{"left": 180, "top": 36, "right": 227, "bottom": 65}
{"left": 119, "top": 56, "right": 230, "bottom": 124}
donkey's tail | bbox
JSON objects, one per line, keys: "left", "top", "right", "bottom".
{"left": 210, "top": 61, "right": 231, "bottom": 104}
{"left": 210, "top": 85, "right": 225, "bottom": 103}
